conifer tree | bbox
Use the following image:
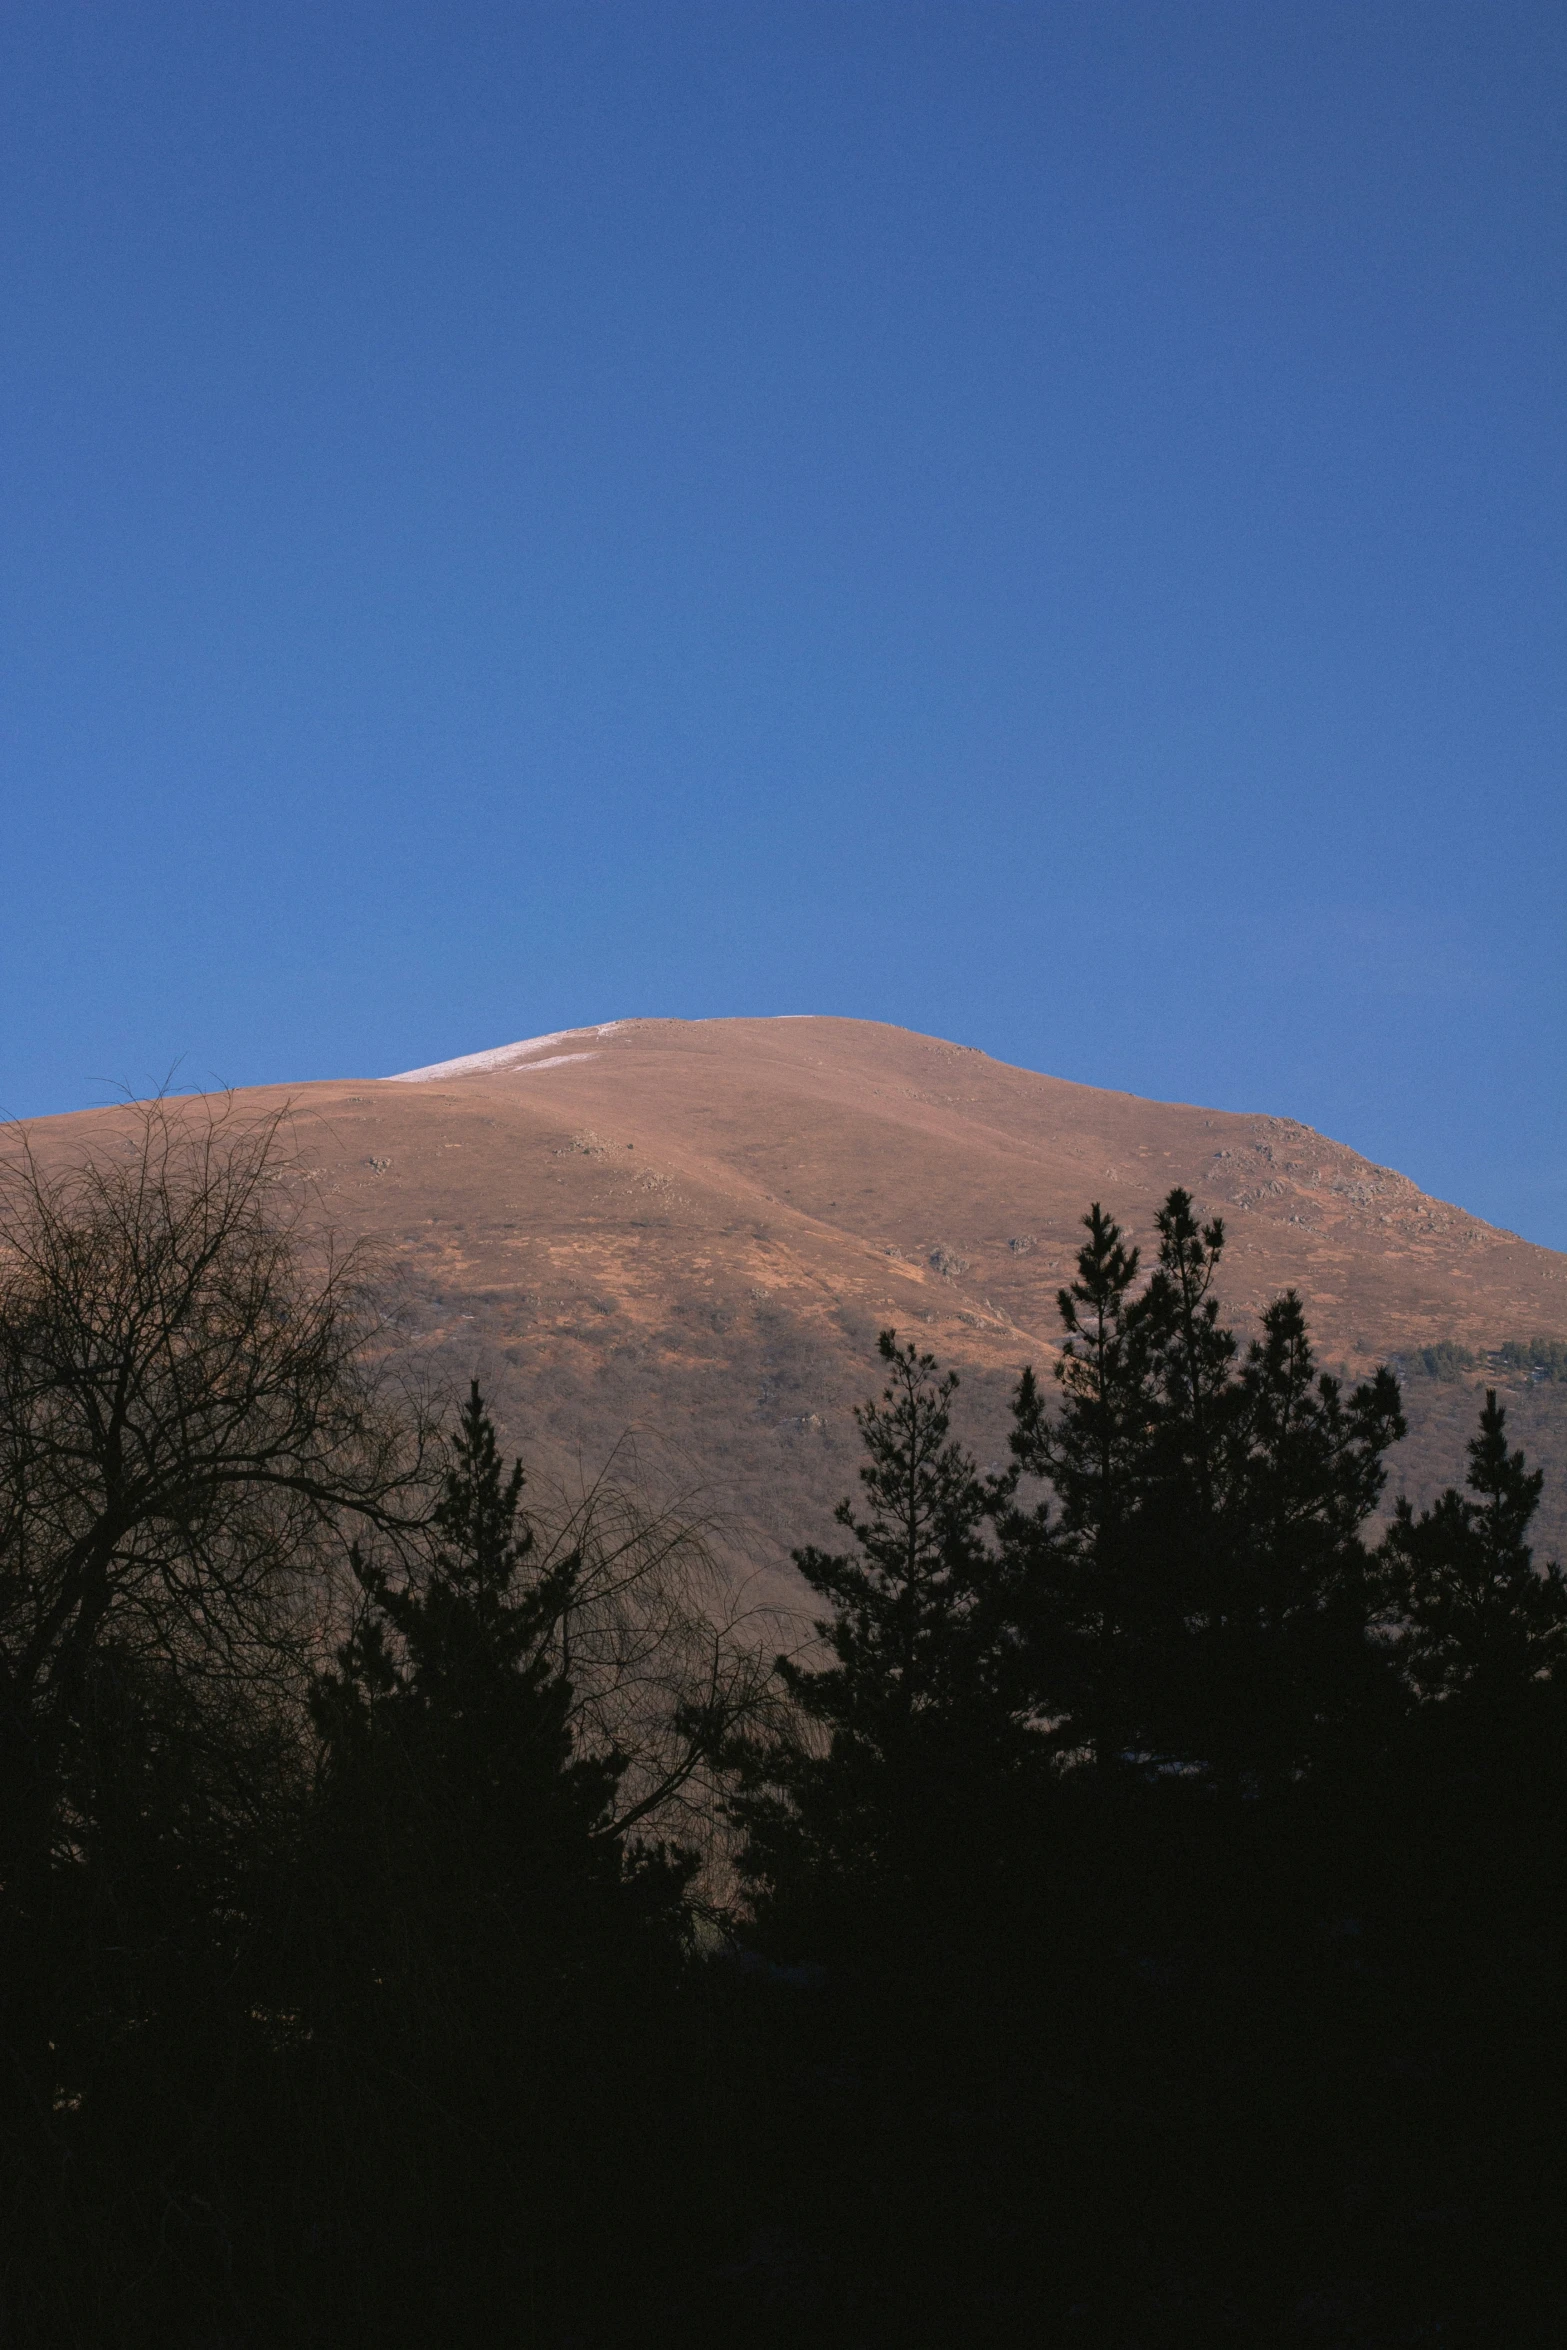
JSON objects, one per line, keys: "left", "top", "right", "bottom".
{"left": 1004, "top": 1202, "right": 1162, "bottom": 1766}
{"left": 1382, "top": 1386, "right": 1567, "bottom": 1706}
{"left": 1120, "top": 1190, "right": 1242, "bottom": 1762}
{"left": 1043, "top": 1202, "right": 1153, "bottom": 1548}
{"left": 1003, "top": 1194, "right": 1403, "bottom": 1783}
{"left": 1142, "top": 1188, "right": 1236, "bottom": 1518}
{"left": 728, "top": 1333, "right": 1036, "bottom": 1953}
{"left": 292, "top": 1385, "right": 697, "bottom": 2344}
{"left": 1180, "top": 1290, "right": 1405, "bottom": 1785}
{"left": 306, "top": 1381, "right": 688, "bottom": 2034}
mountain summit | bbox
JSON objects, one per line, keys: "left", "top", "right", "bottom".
{"left": 21, "top": 1017, "right": 1567, "bottom": 1589}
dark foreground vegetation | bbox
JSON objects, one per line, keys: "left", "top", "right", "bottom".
{"left": 2, "top": 1107, "right": 1564, "bottom": 2346}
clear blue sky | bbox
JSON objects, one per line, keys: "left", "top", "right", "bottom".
{"left": 4, "top": 2, "right": 1564, "bottom": 1246}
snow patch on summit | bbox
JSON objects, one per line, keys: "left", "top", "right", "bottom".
{"left": 386, "top": 1024, "right": 623, "bottom": 1084}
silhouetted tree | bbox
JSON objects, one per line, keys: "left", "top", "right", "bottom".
{"left": 1004, "top": 1203, "right": 1159, "bottom": 1765}
{"left": 295, "top": 1381, "right": 700, "bottom": 2342}
{"left": 1143, "top": 1187, "right": 1236, "bottom": 1521}
{"left": 0, "top": 1096, "right": 434, "bottom": 2347}
{"left": 0, "top": 1097, "right": 429, "bottom": 1954}
{"left": 728, "top": 1332, "right": 1037, "bottom": 1957}
{"left": 1004, "top": 1194, "right": 1403, "bottom": 1784}
{"left": 1178, "top": 1287, "right": 1405, "bottom": 1786}
{"left": 306, "top": 1380, "right": 692, "bottom": 2035}
{"left": 1382, "top": 1386, "right": 1567, "bottom": 1707}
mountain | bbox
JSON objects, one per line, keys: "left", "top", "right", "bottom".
{"left": 21, "top": 1016, "right": 1567, "bottom": 1596}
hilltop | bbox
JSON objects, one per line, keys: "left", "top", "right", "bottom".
{"left": 21, "top": 1016, "right": 1567, "bottom": 1591}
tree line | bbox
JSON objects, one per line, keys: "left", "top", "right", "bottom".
{"left": 2, "top": 1107, "right": 1563, "bottom": 2345}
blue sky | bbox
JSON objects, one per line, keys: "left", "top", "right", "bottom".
{"left": 3, "top": 2, "right": 1564, "bottom": 1246}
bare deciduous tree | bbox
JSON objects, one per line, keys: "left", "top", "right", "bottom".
{"left": 0, "top": 1093, "right": 433, "bottom": 1893}
{"left": 523, "top": 1451, "right": 797, "bottom": 1891}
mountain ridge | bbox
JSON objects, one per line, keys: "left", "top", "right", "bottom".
{"left": 17, "top": 1015, "right": 1567, "bottom": 1592}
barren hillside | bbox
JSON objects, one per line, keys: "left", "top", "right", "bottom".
{"left": 21, "top": 1016, "right": 1567, "bottom": 1596}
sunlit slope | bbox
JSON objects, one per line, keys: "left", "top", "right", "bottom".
{"left": 22, "top": 1017, "right": 1567, "bottom": 1587}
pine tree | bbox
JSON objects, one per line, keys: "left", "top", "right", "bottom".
{"left": 1382, "top": 1386, "right": 1567, "bottom": 1707}
{"left": 1123, "top": 1189, "right": 1243, "bottom": 1764}
{"left": 1178, "top": 1290, "right": 1405, "bottom": 1786}
{"left": 728, "top": 1332, "right": 1038, "bottom": 1955}
{"left": 294, "top": 1384, "right": 697, "bottom": 2341}
{"left": 1143, "top": 1187, "right": 1236, "bottom": 1520}
{"left": 1003, "top": 1195, "right": 1403, "bottom": 1784}
{"left": 305, "top": 1381, "right": 690, "bottom": 2034}
{"left": 1004, "top": 1203, "right": 1159, "bottom": 1767}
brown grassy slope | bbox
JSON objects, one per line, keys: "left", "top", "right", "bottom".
{"left": 20, "top": 1016, "right": 1567, "bottom": 1598}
